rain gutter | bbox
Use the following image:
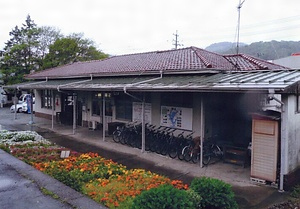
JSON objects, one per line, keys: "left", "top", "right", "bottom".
{"left": 123, "top": 70, "right": 163, "bottom": 100}
{"left": 57, "top": 74, "right": 93, "bottom": 92}
{"left": 16, "top": 77, "right": 49, "bottom": 90}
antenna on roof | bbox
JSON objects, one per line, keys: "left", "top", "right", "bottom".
{"left": 172, "top": 30, "right": 183, "bottom": 49}
{"left": 234, "top": 0, "right": 246, "bottom": 71}
{"left": 236, "top": 0, "right": 245, "bottom": 55}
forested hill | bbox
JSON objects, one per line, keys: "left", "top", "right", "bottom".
{"left": 205, "top": 41, "right": 300, "bottom": 60}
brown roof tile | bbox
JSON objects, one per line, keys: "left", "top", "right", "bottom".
{"left": 27, "top": 46, "right": 288, "bottom": 79}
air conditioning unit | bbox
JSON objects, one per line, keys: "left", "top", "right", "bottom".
{"left": 89, "top": 121, "right": 97, "bottom": 130}
{"left": 260, "top": 93, "right": 282, "bottom": 112}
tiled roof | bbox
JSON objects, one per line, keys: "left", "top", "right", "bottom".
{"left": 27, "top": 46, "right": 288, "bottom": 79}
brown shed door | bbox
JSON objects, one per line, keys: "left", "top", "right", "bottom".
{"left": 251, "top": 119, "right": 279, "bottom": 182}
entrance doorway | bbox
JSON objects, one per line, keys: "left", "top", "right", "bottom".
{"left": 60, "top": 94, "right": 74, "bottom": 125}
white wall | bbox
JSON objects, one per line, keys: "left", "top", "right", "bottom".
{"left": 273, "top": 56, "right": 300, "bottom": 69}
{"left": 281, "top": 94, "right": 300, "bottom": 174}
{"left": 35, "top": 90, "right": 61, "bottom": 115}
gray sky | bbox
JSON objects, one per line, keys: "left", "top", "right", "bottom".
{"left": 1, "top": 0, "right": 300, "bottom": 55}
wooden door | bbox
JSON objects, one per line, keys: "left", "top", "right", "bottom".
{"left": 251, "top": 118, "right": 279, "bottom": 182}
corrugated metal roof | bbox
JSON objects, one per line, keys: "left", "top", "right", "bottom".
{"left": 10, "top": 70, "right": 300, "bottom": 93}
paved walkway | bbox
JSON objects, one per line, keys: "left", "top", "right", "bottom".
{"left": 0, "top": 107, "right": 290, "bottom": 209}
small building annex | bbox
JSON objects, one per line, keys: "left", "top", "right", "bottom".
{"left": 9, "top": 46, "right": 300, "bottom": 190}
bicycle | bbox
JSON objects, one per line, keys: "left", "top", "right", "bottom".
{"left": 191, "top": 138, "right": 223, "bottom": 165}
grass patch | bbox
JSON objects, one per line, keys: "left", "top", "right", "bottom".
{"left": 40, "top": 187, "right": 59, "bottom": 199}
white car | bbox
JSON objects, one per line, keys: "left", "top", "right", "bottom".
{"left": 22, "top": 100, "right": 35, "bottom": 113}
{"left": 10, "top": 103, "right": 23, "bottom": 113}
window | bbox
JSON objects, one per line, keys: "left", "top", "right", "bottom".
{"left": 296, "top": 87, "right": 300, "bottom": 113}
{"left": 92, "top": 93, "right": 102, "bottom": 115}
{"left": 115, "top": 94, "right": 132, "bottom": 120}
{"left": 161, "top": 92, "right": 193, "bottom": 108}
{"left": 92, "top": 93, "right": 113, "bottom": 116}
{"left": 41, "top": 90, "right": 52, "bottom": 109}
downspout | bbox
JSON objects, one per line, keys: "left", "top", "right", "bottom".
{"left": 268, "top": 89, "right": 285, "bottom": 191}
{"left": 279, "top": 96, "right": 286, "bottom": 192}
{"left": 123, "top": 71, "right": 163, "bottom": 153}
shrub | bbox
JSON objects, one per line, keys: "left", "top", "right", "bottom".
{"left": 290, "top": 184, "right": 300, "bottom": 198}
{"left": 190, "top": 177, "right": 238, "bottom": 209}
{"left": 186, "top": 189, "right": 202, "bottom": 209}
{"left": 131, "top": 184, "right": 196, "bottom": 209}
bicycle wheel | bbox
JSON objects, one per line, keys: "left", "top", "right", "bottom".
{"left": 168, "top": 147, "right": 178, "bottom": 159}
{"left": 112, "top": 130, "right": 121, "bottom": 143}
{"left": 191, "top": 152, "right": 200, "bottom": 164}
{"left": 178, "top": 147, "right": 185, "bottom": 160}
{"left": 183, "top": 146, "right": 193, "bottom": 162}
{"left": 202, "top": 153, "right": 211, "bottom": 165}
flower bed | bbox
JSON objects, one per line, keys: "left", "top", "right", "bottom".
{"left": 0, "top": 130, "right": 240, "bottom": 209}
{"left": 0, "top": 130, "right": 189, "bottom": 208}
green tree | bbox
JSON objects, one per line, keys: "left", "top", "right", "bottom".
{"left": 0, "top": 15, "right": 41, "bottom": 85}
{"left": 43, "top": 33, "right": 108, "bottom": 69}
{"left": 36, "top": 26, "right": 62, "bottom": 68}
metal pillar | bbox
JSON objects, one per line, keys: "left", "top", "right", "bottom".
{"left": 102, "top": 93, "right": 106, "bottom": 141}
{"left": 51, "top": 90, "right": 54, "bottom": 129}
{"left": 200, "top": 98, "right": 204, "bottom": 168}
{"left": 29, "top": 91, "right": 34, "bottom": 125}
{"left": 73, "top": 93, "right": 77, "bottom": 135}
{"left": 141, "top": 94, "right": 145, "bottom": 153}
{"left": 14, "top": 90, "right": 17, "bottom": 120}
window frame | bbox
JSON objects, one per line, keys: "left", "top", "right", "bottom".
{"left": 41, "top": 90, "right": 52, "bottom": 109}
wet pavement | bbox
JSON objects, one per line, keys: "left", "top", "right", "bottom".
{"left": 0, "top": 107, "right": 290, "bottom": 209}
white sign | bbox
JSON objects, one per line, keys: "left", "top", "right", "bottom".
{"left": 161, "top": 106, "right": 193, "bottom": 130}
{"left": 132, "top": 102, "right": 152, "bottom": 124}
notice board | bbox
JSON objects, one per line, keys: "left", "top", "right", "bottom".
{"left": 160, "top": 105, "right": 193, "bottom": 130}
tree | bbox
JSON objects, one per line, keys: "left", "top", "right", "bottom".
{"left": 0, "top": 15, "right": 41, "bottom": 85}
{"left": 36, "top": 26, "right": 62, "bottom": 67}
{"left": 43, "top": 33, "right": 108, "bottom": 69}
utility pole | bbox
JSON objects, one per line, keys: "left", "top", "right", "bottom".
{"left": 172, "top": 30, "right": 182, "bottom": 49}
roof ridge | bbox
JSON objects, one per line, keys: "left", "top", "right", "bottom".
{"left": 193, "top": 50, "right": 212, "bottom": 68}
{"left": 240, "top": 54, "right": 269, "bottom": 69}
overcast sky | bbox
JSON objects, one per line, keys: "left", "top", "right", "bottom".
{"left": 1, "top": 0, "right": 300, "bottom": 55}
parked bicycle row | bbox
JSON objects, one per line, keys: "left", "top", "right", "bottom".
{"left": 112, "top": 122, "right": 224, "bottom": 166}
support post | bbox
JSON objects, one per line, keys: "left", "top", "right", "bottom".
{"left": 73, "top": 93, "right": 77, "bottom": 135}
{"left": 51, "top": 90, "right": 54, "bottom": 129}
{"left": 200, "top": 98, "right": 204, "bottom": 168}
{"left": 14, "top": 90, "right": 17, "bottom": 120}
{"left": 141, "top": 94, "right": 145, "bottom": 153}
{"left": 102, "top": 93, "right": 106, "bottom": 141}
{"left": 29, "top": 91, "right": 34, "bottom": 125}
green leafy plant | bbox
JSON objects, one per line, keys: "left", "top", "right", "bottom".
{"left": 0, "top": 143, "right": 10, "bottom": 153}
{"left": 290, "top": 184, "right": 300, "bottom": 198}
{"left": 190, "top": 177, "right": 238, "bottom": 209}
{"left": 186, "top": 189, "right": 202, "bottom": 209}
{"left": 131, "top": 184, "right": 196, "bottom": 209}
